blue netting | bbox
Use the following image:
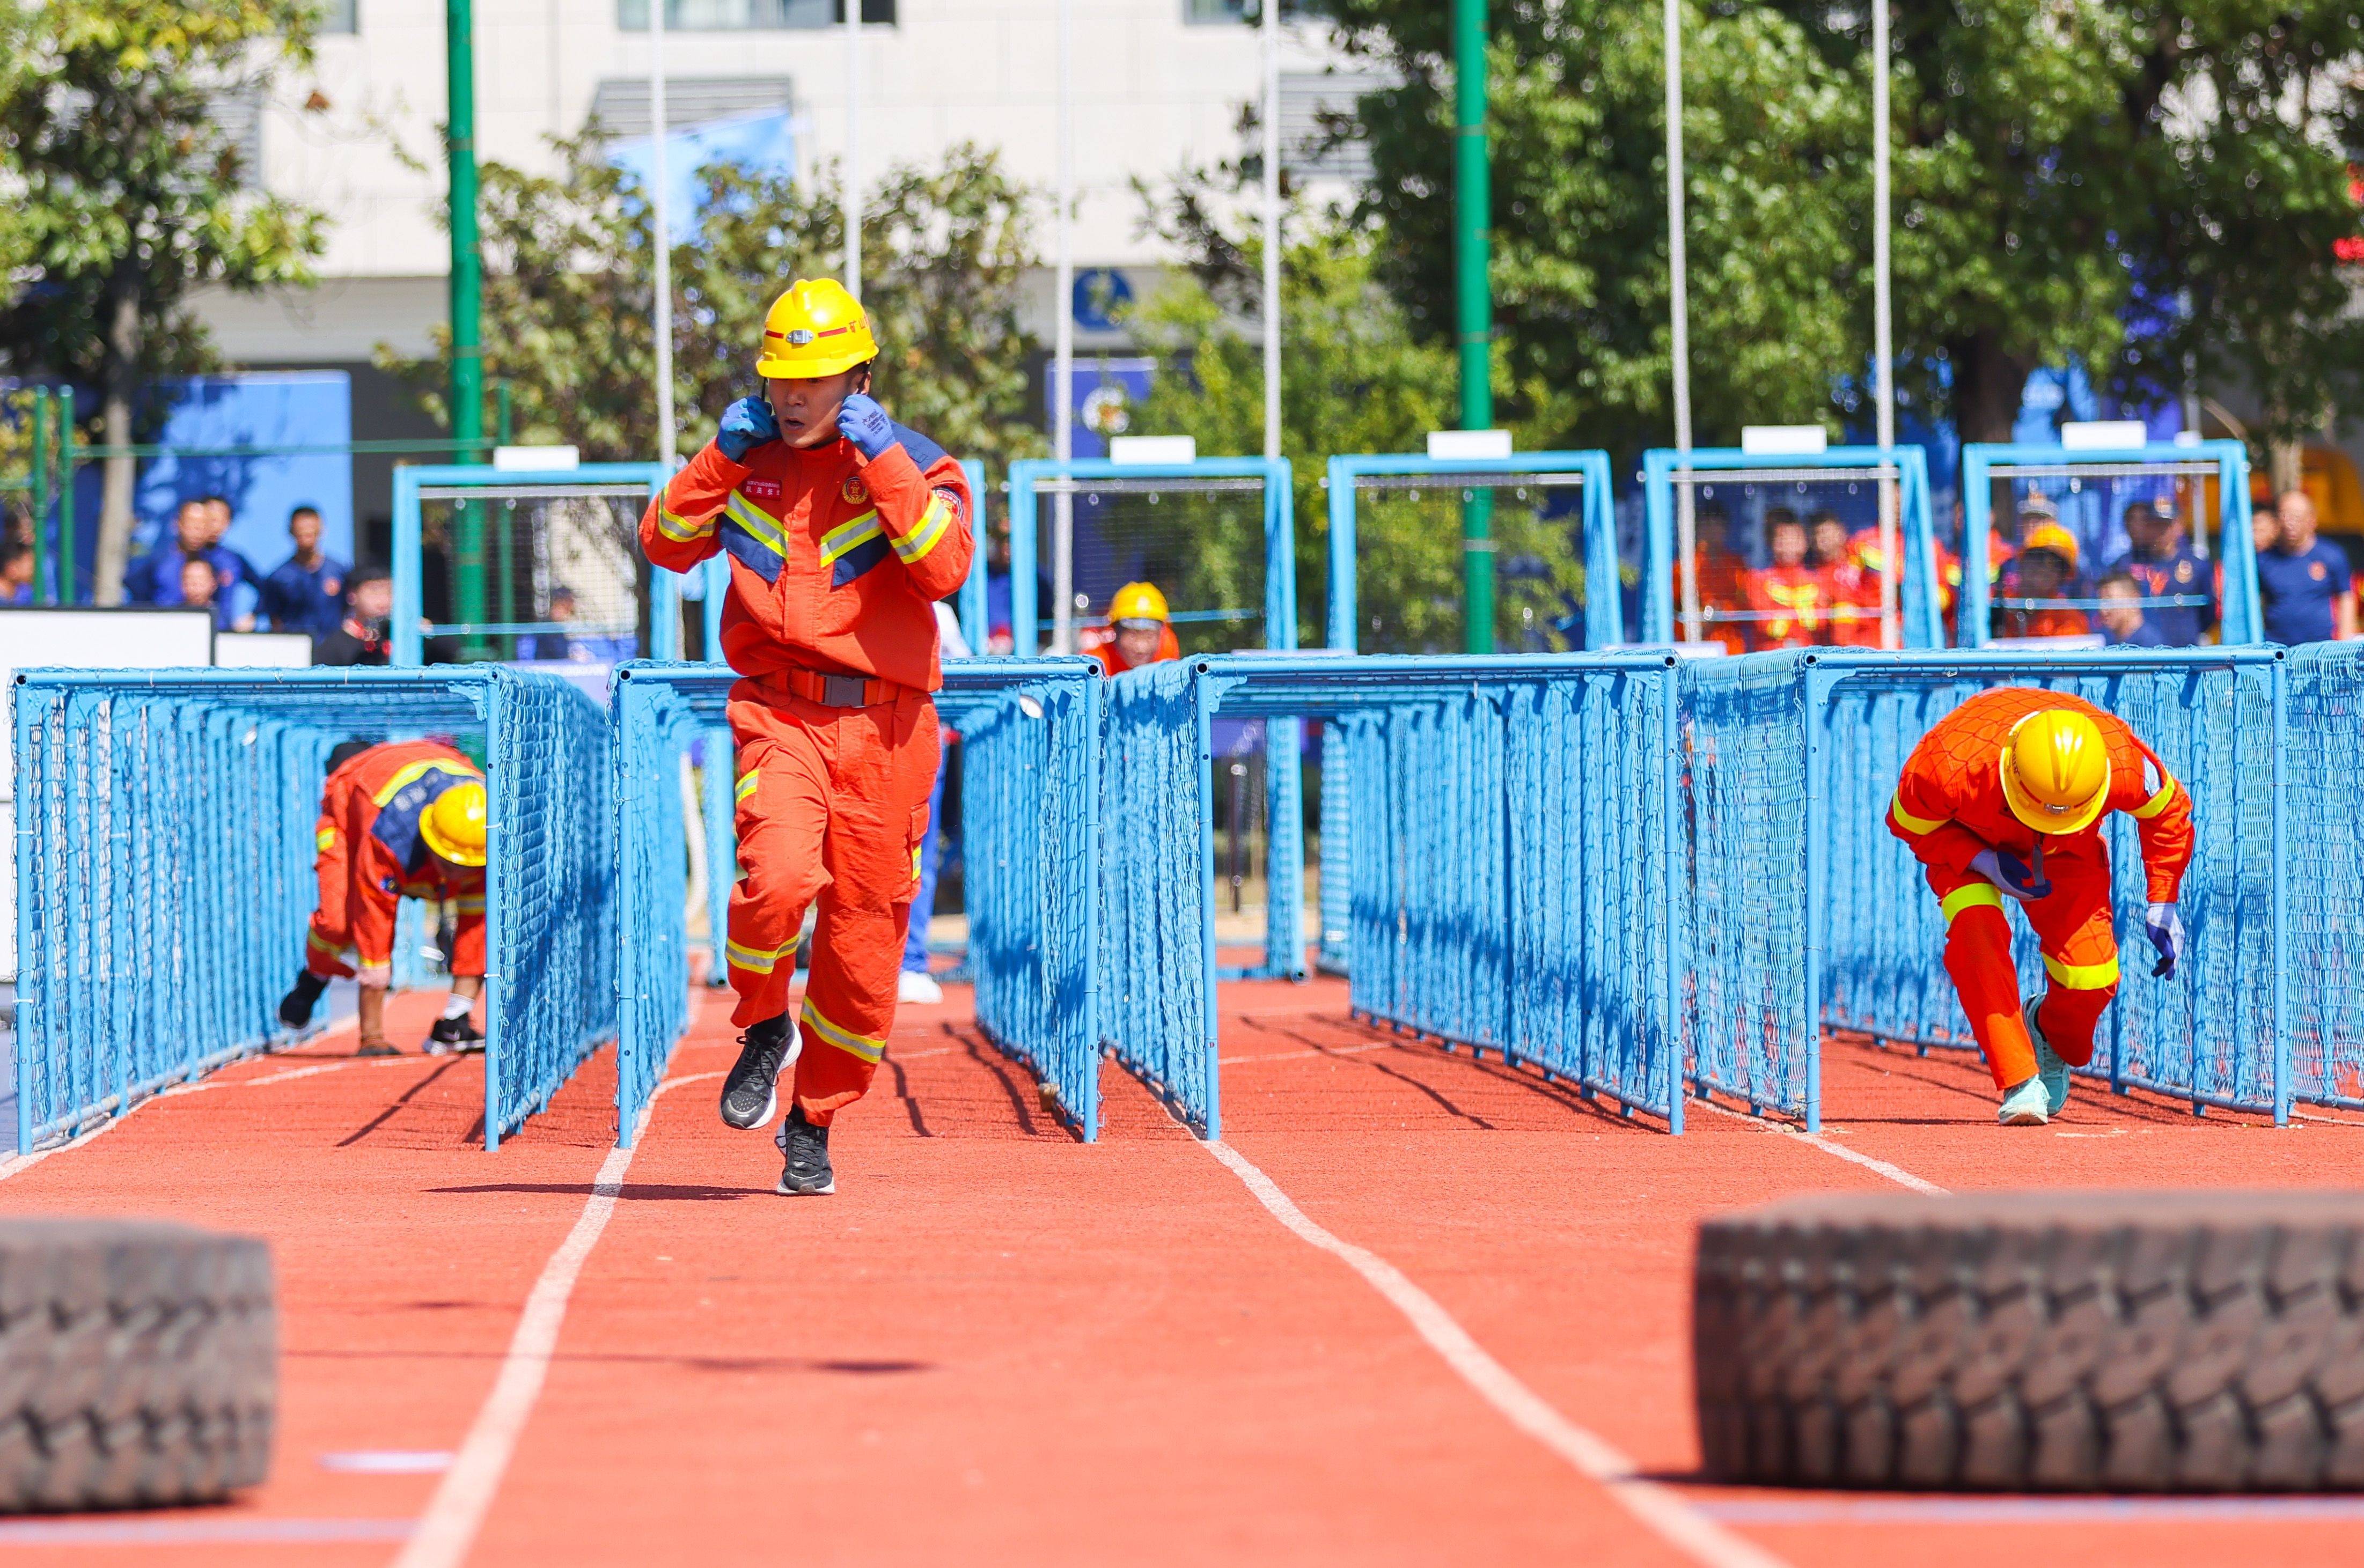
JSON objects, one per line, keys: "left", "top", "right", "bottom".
{"left": 611, "top": 659, "right": 1103, "bottom": 1143}
{"left": 1680, "top": 655, "right": 1814, "bottom": 1118}
{"left": 2280, "top": 643, "right": 2364, "bottom": 1108}
{"left": 1817, "top": 658, "right": 2282, "bottom": 1115}
{"left": 12, "top": 667, "right": 615, "bottom": 1151}
{"left": 1102, "top": 654, "right": 1685, "bottom": 1137}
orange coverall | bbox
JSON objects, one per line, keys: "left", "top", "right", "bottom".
{"left": 1089, "top": 622, "right": 1181, "bottom": 676}
{"left": 306, "top": 741, "right": 486, "bottom": 985}
{"left": 641, "top": 417, "right": 974, "bottom": 1125}
{"left": 1745, "top": 564, "right": 1829, "bottom": 649}
{"left": 1676, "top": 547, "right": 1751, "bottom": 655}
{"left": 1886, "top": 688, "right": 2193, "bottom": 1090}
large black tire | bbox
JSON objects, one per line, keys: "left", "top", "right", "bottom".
{"left": 0, "top": 1220, "right": 275, "bottom": 1512}
{"left": 1694, "top": 1191, "right": 2364, "bottom": 1491}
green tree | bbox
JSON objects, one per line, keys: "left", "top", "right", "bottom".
{"left": 1125, "top": 186, "right": 1588, "bottom": 651}
{"left": 386, "top": 135, "right": 1044, "bottom": 473}
{"left": 0, "top": 1, "right": 329, "bottom": 601}
{"left": 1326, "top": 1, "right": 2364, "bottom": 453}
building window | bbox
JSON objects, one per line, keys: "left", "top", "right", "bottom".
{"left": 318, "top": 0, "right": 357, "bottom": 33}
{"left": 588, "top": 76, "right": 795, "bottom": 140}
{"left": 616, "top": 0, "right": 892, "bottom": 26}
{"left": 1184, "top": 0, "right": 1325, "bottom": 22}
{"left": 1279, "top": 70, "right": 1388, "bottom": 182}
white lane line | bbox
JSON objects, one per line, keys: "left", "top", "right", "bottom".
{"left": 392, "top": 1066, "right": 706, "bottom": 1568}
{"left": 1218, "top": 1041, "right": 1397, "bottom": 1066}
{"left": 1204, "top": 1140, "right": 1788, "bottom": 1568}
{"left": 1686, "top": 1098, "right": 1949, "bottom": 1196}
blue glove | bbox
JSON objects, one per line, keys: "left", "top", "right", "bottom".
{"left": 836, "top": 392, "right": 897, "bottom": 460}
{"left": 2145, "top": 902, "right": 2183, "bottom": 979}
{"left": 1971, "top": 846, "right": 2051, "bottom": 903}
{"left": 716, "top": 395, "right": 779, "bottom": 462}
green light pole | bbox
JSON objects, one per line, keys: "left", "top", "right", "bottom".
{"left": 1453, "top": 0, "right": 1494, "bottom": 653}
{"left": 447, "top": 0, "right": 486, "bottom": 656}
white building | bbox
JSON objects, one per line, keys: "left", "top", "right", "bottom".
{"left": 196, "top": 0, "right": 1369, "bottom": 372}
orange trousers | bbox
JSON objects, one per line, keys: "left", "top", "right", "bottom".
{"left": 725, "top": 679, "right": 941, "bottom": 1125}
{"left": 1937, "top": 847, "right": 2121, "bottom": 1089}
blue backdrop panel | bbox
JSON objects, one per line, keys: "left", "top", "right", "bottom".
{"left": 12, "top": 667, "right": 615, "bottom": 1151}
{"left": 611, "top": 658, "right": 1103, "bottom": 1144}
{"left": 2280, "top": 642, "right": 2364, "bottom": 1111}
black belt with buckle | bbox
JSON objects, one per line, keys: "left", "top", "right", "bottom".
{"left": 821, "top": 673, "right": 871, "bottom": 708}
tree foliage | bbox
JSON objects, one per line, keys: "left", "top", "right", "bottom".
{"left": 0, "top": 0, "right": 329, "bottom": 599}
{"left": 1324, "top": 0, "right": 2364, "bottom": 451}
{"left": 385, "top": 136, "right": 1045, "bottom": 471}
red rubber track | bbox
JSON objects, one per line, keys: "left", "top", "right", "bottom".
{"left": 0, "top": 981, "right": 2359, "bottom": 1565}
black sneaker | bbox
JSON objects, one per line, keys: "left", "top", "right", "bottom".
{"left": 427, "top": 1014, "right": 486, "bottom": 1055}
{"left": 720, "top": 1015, "right": 795, "bottom": 1131}
{"left": 278, "top": 971, "right": 328, "bottom": 1030}
{"left": 774, "top": 1107, "right": 834, "bottom": 1195}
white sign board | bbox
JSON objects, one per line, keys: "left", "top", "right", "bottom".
{"left": 2059, "top": 421, "right": 2149, "bottom": 452}
{"left": 1426, "top": 429, "right": 1514, "bottom": 460}
{"left": 1, "top": 610, "right": 216, "bottom": 981}
{"left": 1107, "top": 436, "right": 1196, "bottom": 467}
{"left": 214, "top": 632, "right": 314, "bottom": 668}
{"left": 493, "top": 445, "right": 582, "bottom": 472}
{"left": 1740, "top": 425, "right": 1830, "bottom": 456}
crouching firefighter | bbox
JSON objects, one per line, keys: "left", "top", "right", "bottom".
{"left": 277, "top": 739, "right": 491, "bottom": 1057}
{"left": 1886, "top": 689, "right": 2193, "bottom": 1125}
{"left": 640, "top": 277, "right": 974, "bottom": 1195}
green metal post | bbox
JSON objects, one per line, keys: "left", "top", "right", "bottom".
{"left": 1453, "top": 0, "right": 1495, "bottom": 653}
{"left": 56, "top": 387, "right": 75, "bottom": 604}
{"left": 447, "top": 0, "right": 487, "bottom": 655}
{"left": 29, "top": 389, "right": 49, "bottom": 604}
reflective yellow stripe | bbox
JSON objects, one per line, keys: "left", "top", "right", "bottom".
{"left": 735, "top": 771, "right": 760, "bottom": 803}
{"left": 453, "top": 895, "right": 486, "bottom": 915}
{"left": 819, "top": 510, "right": 883, "bottom": 565}
{"left": 1889, "top": 791, "right": 1947, "bottom": 836}
{"left": 799, "top": 998, "right": 885, "bottom": 1064}
{"left": 725, "top": 937, "right": 798, "bottom": 975}
{"left": 1941, "top": 883, "right": 2005, "bottom": 924}
{"left": 890, "top": 495, "right": 953, "bottom": 565}
{"left": 371, "top": 758, "right": 479, "bottom": 807}
{"left": 724, "top": 491, "right": 792, "bottom": 557}
{"left": 2044, "top": 951, "right": 2121, "bottom": 990}
{"left": 912, "top": 844, "right": 923, "bottom": 883}
{"left": 657, "top": 506, "right": 713, "bottom": 542}
{"left": 315, "top": 826, "right": 336, "bottom": 851}
{"left": 2131, "top": 777, "right": 2178, "bottom": 820}
{"left": 306, "top": 932, "right": 344, "bottom": 956}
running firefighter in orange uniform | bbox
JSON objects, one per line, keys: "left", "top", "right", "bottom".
{"left": 641, "top": 278, "right": 974, "bottom": 1195}
{"left": 1886, "top": 689, "right": 2192, "bottom": 1124}
{"left": 276, "top": 739, "right": 490, "bottom": 1057}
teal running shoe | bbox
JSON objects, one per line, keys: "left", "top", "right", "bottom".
{"left": 1997, "top": 1076, "right": 2050, "bottom": 1126}
{"left": 2024, "top": 995, "right": 2071, "bottom": 1116}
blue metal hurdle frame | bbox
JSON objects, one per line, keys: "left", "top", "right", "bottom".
{"left": 1104, "top": 652, "right": 1687, "bottom": 1140}
{"left": 1642, "top": 446, "right": 1946, "bottom": 648}
{"left": 1769, "top": 646, "right": 2289, "bottom": 1128}
{"left": 13, "top": 666, "right": 616, "bottom": 1151}
{"left": 1959, "top": 439, "right": 2260, "bottom": 647}
{"left": 611, "top": 657, "right": 1104, "bottom": 1145}
{"left": 1009, "top": 457, "right": 1303, "bottom": 982}
{"left": 1323, "top": 452, "right": 1625, "bottom": 652}
{"left": 393, "top": 463, "right": 680, "bottom": 666}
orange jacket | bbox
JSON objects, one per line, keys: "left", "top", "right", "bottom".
{"left": 1088, "top": 622, "right": 1181, "bottom": 676}
{"left": 641, "top": 422, "right": 974, "bottom": 693}
{"left": 1677, "top": 547, "right": 1751, "bottom": 654}
{"left": 315, "top": 740, "right": 486, "bottom": 971}
{"left": 1746, "top": 564, "right": 1828, "bottom": 649}
{"left": 1885, "top": 688, "right": 2193, "bottom": 904}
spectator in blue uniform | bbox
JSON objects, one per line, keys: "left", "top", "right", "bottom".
{"left": 2096, "top": 572, "right": 2165, "bottom": 647}
{"left": 259, "top": 505, "right": 347, "bottom": 639}
{"left": 178, "top": 557, "right": 239, "bottom": 631}
{"left": 2256, "top": 489, "right": 2356, "bottom": 645}
{"left": 2102, "top": 497, "right": 2214, "bottom": 647}
{"left": 126, "top": 497, "right": 256, "bottom": 614}
{"left": 519, "top": 586, "right": 579, "bottom": 661}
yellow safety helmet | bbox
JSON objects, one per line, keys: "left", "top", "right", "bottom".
{"left": 2019, "top": 522, "right": 2081, "bottom": 570}
{"left": 754, "top": 278, "right": 879, "bottom": 380}
{"left": 1999, "top": 709, "right": 2111, "bottom": 836}
{"left": 1107, "top": 581, "right": 1170, "bottom": 625}
{"left": 421, "top": 781, "right": 489, "bottom": 868}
